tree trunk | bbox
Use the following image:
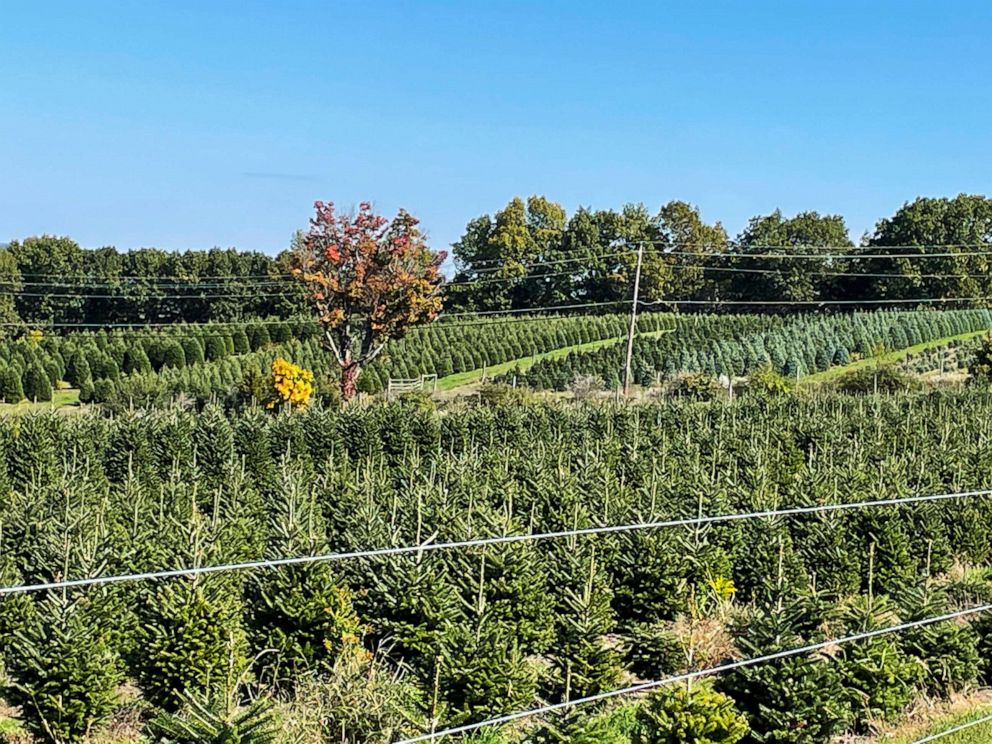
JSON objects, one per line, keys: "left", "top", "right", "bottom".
{"left": 341, "top": 362, "right": 360, "bottom": 400}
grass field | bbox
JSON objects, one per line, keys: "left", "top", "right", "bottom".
{"left": 435, "top": 328, "right": 673, "bottom": 391}
{"left": 0, "top": 388, "right": 80, "bottom": 414}
{"left": 799, "top": 330, "right": 988, "bottom": 385}
{"left": 889, "top": 710, "right": 992, "bottom": 743}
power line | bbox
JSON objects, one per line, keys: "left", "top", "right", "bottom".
{"left": 0, "top": 319, "right": 308, "bottom": 330}
{"left": 461, "top": 251, "right": 630, "bottom": 276}
{"left": 11, "top": 272, "right": 286, "bottom": 280}
{"left": 0, "top": 291, "right": 298, "bottom": 300}
{"left": 666, "top": 264, "right": 992, "bottom": 281}
{"left": 1, "top": 488, "right": 987, "bottom": 596}
{"left": 640, "top": 297, "right": 992, "bottom": 307}
{"left": 9, "top": 259, "right": 992, "bottom": 291}
{"left": 4, "top": 280, "right": 294, "bottom": 290}
{"left": 913, "top": 712, "right": 992, "bottom": 743}
{"left": 662, "top": 248, "right": 992, "bottom": 260}
{"left": 438, "top": 300, "right": 631, "bottom": 318}
{"left": 395, "top": 602, "right": 992, "bottom": 743}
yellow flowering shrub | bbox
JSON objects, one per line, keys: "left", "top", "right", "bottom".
{"left": 268, "top": 357, "right": 314, "bottom": 410}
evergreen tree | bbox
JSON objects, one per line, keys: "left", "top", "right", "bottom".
{"left": 205, "top": 334, "right": 228, "bottom": 361}
{"left": 546, "top": 551, "right": 622, "bottom": 701}
{"left": 161, "top": 339, "right": 187, "bottom": 369}
{"left": 136, "top": 581, "right": 249, "bottom": 712}
{"left": 717, "top": 602, "right": 851, "bottom": 743}
{"left": 22, "top": 362, "right": 52, "bottom": 402}
{"left": 65, "top": 350, "right": 92, "bottom": 387}
{"left": 181, "top": 336, "right": 205, "bottom": 366}
{"left": 123, "top": 344, "right": 153, "bottom": 375}
{"left": 632, "top": 683, "right": 748, "bottom": 744}
{"left": 6, "top": 596, "right": 123, "bottom": 742}
{"left": 232, "top": 328, "right": 251, "bottom": 355}
{"left": 0, "top": 364, "right": 24, "bottom": 402}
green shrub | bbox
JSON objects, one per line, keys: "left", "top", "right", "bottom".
{"left": 281, "top": 653, "right": 427, "bottom": 743}
{"left": 834, "top": 363, "right": 920, "bottom": 394}
{"left": 477, "top": 383, "right": 529, "bottom": 406}
{"left": 631, "top": 683, "right": 748, "bottom": 744}
{"left": 746, "top": 365, "right": 793, "bottom": 397}
{"left": 666, "top": 372, "right": 724, "bottom": 401}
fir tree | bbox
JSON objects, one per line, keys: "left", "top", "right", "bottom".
{"left": 5, "top": 595, "right": 123, "bottom": 742}
{"left": 0, "top": 364, "right": 24, "bottom": 402}
{"left": 21, "top": 362, "right": 52, "bottom": 402}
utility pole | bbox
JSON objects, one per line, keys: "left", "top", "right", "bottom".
{"left": 623, "top": 242, "right": 644, "bottom": 397}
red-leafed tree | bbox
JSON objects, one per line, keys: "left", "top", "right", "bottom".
{"left": 291, "top": 201, "right": 446, "bottom": 400}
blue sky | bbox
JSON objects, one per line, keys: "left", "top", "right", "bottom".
{"left": 2, "top": 1, "right": 991, "bottom": 258}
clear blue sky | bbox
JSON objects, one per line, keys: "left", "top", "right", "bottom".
{"left": 2, "top": 0, "right": 990, "bottom": 258}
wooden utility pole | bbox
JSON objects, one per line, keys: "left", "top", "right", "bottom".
{"left": 623, "top": 242, "right": 644, "bottom": 397}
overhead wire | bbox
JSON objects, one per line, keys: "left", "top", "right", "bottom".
{"left": 0, "top": 487, "right": 988, "bottom": 596}
{"left": 639, "top": 297, "right": 992, "bottom": 307}
{"left": 395, "top": 602, "right": 992, "bottom": 743}
{"left": 912, "top": 712, "right": 992, "bottom": 742}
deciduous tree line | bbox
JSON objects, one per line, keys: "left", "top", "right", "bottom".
{"left": 0, "top": 238, "right": 307, "bottom": 326}
{"left": 447, "top": 193, "right": 992, "bottom": 311}
{"left": 3, "top": 193, "right": 991, "bottom": 328}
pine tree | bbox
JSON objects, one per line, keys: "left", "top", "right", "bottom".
{"left": 205, "top": 334, "right": 228, "bottom": 361}
{"left": 437, "top": 621, "right": 539, "bottom": 721}
{"left": 123, "top": 344, "right": 153, "bottom": 375}
{"left": 717, "top": 602, "right": 851, "bottom": 742}
{"left": 181, "top": 336, "right": 206, "bottom": 366}
{"left": 65, "top": 350, "right": 92, "bottom": 387}
{"left": 5, "top": 595, "right": 123, "bottom": 742}
{"left": 546, "top": 551, "right": 622, "bottom": 701}
{"left": 136, "top": 580, "right": 249, "bottom": 712}
{"left": 895, "top": 583, "right": 979, "bottom": 697}
{"left": 0, "top": 364, "right": 24, "bottom": 402}
{"left": 161, "top": 339, "right": 187, "bottom": 369}
{"left": 232, "top": 328, "right": 251, "bottom": 355}
{"left": 22, "top": 362, "right": 52, "bottom": 402}
{"left": 838, "top": 594, "right": 923, "bottom": 731}
{"left": 246, "top": 461, "right": 364, "bottom": 683}
{"left": 632, "top": 683, "right": 748, "bottom": 744}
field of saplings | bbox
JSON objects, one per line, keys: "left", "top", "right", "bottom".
{"left": 2, "top": 309, "right": 990, "bottom": 411}
{"left": 0, "top": 311, "right": 676, "bottom": 407}
{"left": 5, "top": 391, "right": 992, "bottom": 741}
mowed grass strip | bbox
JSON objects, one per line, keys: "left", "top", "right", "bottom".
{"left": 799, "top": 330, "right": 989, "bottom": 386}
{"left": 0, "top": 387, "right": 81, "bottom": 414}
{"left": 435, "top": 328, "right": 673, "bottom": 391}
{"left": 889, "top": 707, "right": 992, "bottom": 743}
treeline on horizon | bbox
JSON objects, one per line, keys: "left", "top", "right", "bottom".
{"left": 447, "top": 192, "right": 992, "bottom": 312}
{"left": 2, "top": 193, "right": 991, "bottom": 328}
